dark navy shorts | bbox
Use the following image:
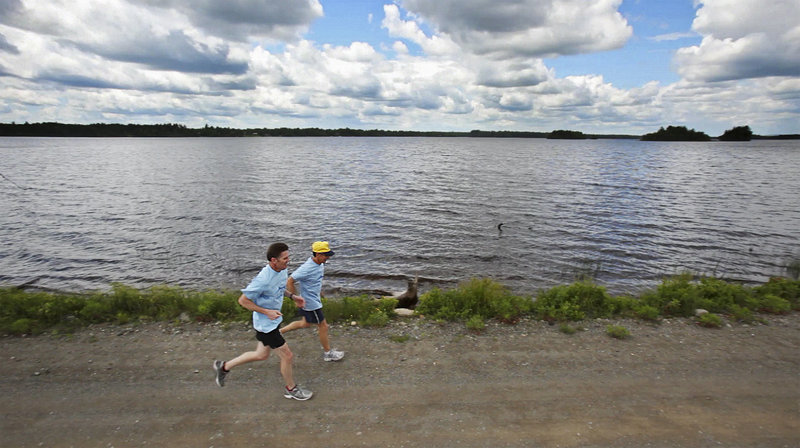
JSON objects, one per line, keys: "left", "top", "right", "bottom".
{"left": 298, "top": 308, "right": 326, "bottom": 324}
{"left": 255, "top": 328, "right": 286, "bottom": 349}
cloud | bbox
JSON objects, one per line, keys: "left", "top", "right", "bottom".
{"left": 674, "top": 0, "right": 800, "bottom": 82}
{"left": 381, "top": 4, "right": 460, "bottom": 57}
{"left": 142, "top": 0, "right": 323, "bottom": 41}
{"left": 0, "top": 32, "right": 20, "bottom": 54}
{"left": 475, "top": 59, "right": 552, "bottom": 88}
{"left": 2, "top": 0, "right": 251, "bottom": 75}
{"left": 398, "top": 0, "right": 632, "bottom": 58}
{"left": 649, "top": 32, "right": 697, "bottom": 42}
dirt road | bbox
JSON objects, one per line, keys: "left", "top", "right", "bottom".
{"left": 2, "top": 315, "right": 799, "bottom": 447}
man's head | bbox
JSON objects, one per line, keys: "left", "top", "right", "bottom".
{"left": 311, "top": 241, "right": 334, "bottom": 263}
{"left": 267, "top": 242, "right": 290, "bottom": 271}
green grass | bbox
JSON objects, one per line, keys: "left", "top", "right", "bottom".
{"left": 0, "top": 286, "right": 396, "bottom": 335}
{"left": 2, "top": 274, "right": 799, "bottom": 336}
{"left": 606, "top": 325, "right": 631, "bottom": 339}
{"left": 389, "top": 334, "right": 411, "bottom": 343}
{"left": 465, "top": 315, "right": 486, "bottom": 333}
{"left": 558, "top": 323, "right": 578, "bottom": 335}
{"left": 697, "top": 313, "right": 724, "bottom": 328}
{"left": 416, "top": 278, "right": 533, "bottom": 323}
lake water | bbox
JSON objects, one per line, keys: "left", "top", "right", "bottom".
{"left": 1, "top": 137, "right": 798, "bottom": 297}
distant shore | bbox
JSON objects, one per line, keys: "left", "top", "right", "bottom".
{"left": 2, "top": 121, "right": 798, "bottom": 139}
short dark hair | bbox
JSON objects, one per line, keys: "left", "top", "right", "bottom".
{"left": 266, "top": 242, "right": 289, "bottom": 261}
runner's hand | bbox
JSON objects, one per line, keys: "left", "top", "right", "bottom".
{"left": 264, "top": 309, "right": 282, "bottom": 320}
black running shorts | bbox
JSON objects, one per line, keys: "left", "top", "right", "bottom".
{"left": 255, "top": 328, "right": 286, "bottom": 349}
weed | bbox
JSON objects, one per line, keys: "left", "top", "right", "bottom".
{"left": 534, "top": 281, "right": 614, "bottom": 321}
{"left": 558, "top": 323, "right": 577, "bottom": 335}
{"left": 697, "top": 313, "right": 723, "bottom": 328}
{"left": 417, "top": 278, "right": 531, "bottom": 322}
{"left": 362, "top": 311, "right": 390, "bottom": 327}
{"left": 322, "top": 295, "right": 396, "bottom": 326}
{"left": 758, "top": 294, "right": 791, "bottom": 314}
{"left": 729, "top": 304, "right": 755, "bottom": 323}
{"left": 606, "top": 325, "right": 630, "bottom": 339}
{"left": 639, "top": 273, "right": 701, "bottom": 317}
{"left": 633, "top": 304, "right": 660, "bottom": 322}
{"left": 754, "top": 277, "right": 799, "bottom": 310}
{"left": 389, "top": 334, "right": 411, "bottom": 343}
{"left": 466, "top": 315, "right": 486, "bottom": 333}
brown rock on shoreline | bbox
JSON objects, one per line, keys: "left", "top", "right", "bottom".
{"left": 2, "top": 315, "right": 799, "bottom": 447}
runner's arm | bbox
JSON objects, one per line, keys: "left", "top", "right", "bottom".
{"left": 238, "top": 293, "right": 282, "bottom": 319}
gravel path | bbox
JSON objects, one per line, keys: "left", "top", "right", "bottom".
{"left": 2, "top": 314, "right": 799, "bottom": 447}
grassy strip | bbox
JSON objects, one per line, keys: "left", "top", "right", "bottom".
{"left": 2, "top": 275, "right": 798, "bottom": 335}
{"left": 0, "top": 283, "right": 399, "bottom": 335}
{"left": 416, "top": 274, "right": 799, "bottom": 329}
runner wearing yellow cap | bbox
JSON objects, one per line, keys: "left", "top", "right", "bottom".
{"left": 281, "top": 241, "right": 344, "bottom": 362}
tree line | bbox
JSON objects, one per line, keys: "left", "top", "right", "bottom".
{"left": 0, "top": 122, "right": 796, "bottom": 140}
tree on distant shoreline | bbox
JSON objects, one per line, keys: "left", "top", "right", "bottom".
{"left": 547, "top": 130, "right": 587, "bottom": 139}
{"left": 641, "top": 126, "right": 711, "bottom": 141}
{"left": 719, "top": 125, "right": 753, "bottom": 141}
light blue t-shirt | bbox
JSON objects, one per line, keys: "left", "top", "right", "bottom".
{"left": 241, "top": 265, "right": 287, "bottom": 333}
{"left": 290, "top": 257, "right": 324, "bottom": 311}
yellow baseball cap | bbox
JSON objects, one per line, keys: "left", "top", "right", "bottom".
{"left": 312, "top": 241, "right": 335, "bottom": 255}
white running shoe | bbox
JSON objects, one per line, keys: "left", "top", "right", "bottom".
{"left": 323, "top": 349, "right": 344, "bottom": 362}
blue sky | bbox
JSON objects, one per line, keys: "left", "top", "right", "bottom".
{"left": 1, "top": 0, "right": 798, "bottom": 135}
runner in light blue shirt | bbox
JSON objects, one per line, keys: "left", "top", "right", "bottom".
{"left": 281, "top": 241, "right": 345, "bottom": 362}
{"left": 212, "top": 242, "right": 313, "bottom": 400}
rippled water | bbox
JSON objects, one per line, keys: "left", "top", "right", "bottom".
{"left": 1, "top": 137, "right": 798, "bottom": 296}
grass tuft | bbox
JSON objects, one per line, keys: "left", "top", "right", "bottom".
{"left": 606, "top": 325, "right": 631, "bottom": 339}
{"left": 697, "top": 313, "right": 724, "bottom": 328}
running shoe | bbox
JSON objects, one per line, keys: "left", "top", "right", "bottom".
{"left": 284, "top": 384, "right": 313, "bottom": 401}
{"left": 213, "top": 360, "right": 227, "bottom": 387}
{"left": 323, "top": 349, "right": 344, "bottom": 362}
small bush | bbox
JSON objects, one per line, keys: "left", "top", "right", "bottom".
{"left": 10, "top": 318, "right": 37, "bottom": 335}
{"left": 754, "top": 277, "right": 800, "bottom": 310}
{"left": 389, "top": 334, "right": 411, "bottom": 343}
{"left": 534, "top": 281, "right": 614, "bottom": 321}
{"left": 362, "top": 311, "right": 390, "bottom": 327}
{"left": 759, "top": 294, "right": 791, "bottom": 314}
{"left": 417, "top": 278, "right": 530, "bottom": 322}
{"left": 322, "top": 295, "right": 396, "bottom": 325}
{"left": 729, "top": 304, "right": 754, "bottom": 323}
{"left": 697, "top": 313, "right": 723, "bottom": 328}
{"left": 79, "top": 300, "right": 112, "bottom": 323}
{"left": 193, "top": 290, "right": 245, "bottom": 322}
{"left": 640, "top": 274, "right": 758, "bottom": 317}
{"left": 633, "top": 304, "right": 660, "bottom": 322}
{"left": 558, "top": 323, "right": 577, "bottom": 335}
{"left": 466, "top": 315, "right": 486, "bottom": 333}
{"left": 607, "top": 295, "right": 638, "bottom": 316}
{"left": 640, "top": 274, "right": 701, "bottom": 317}
{"left": 606, "top": 325, "right": 630, "bottom": 339}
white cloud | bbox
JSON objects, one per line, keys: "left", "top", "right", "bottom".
{"left": 674, "top": 0, "right": 800, "bottom": 81}
{"left": 381, "top": 4, "right": 460, "bottom": 57}
{"left": 141, "top": 0, "right": 323, "bottom": 41}
{"left": 399, "top": 0, "right": 632, "bottom": 58}
{"left": 650, "top": 32, "right": 697, "bottom": 42}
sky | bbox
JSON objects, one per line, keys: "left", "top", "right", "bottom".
{"left": 1, "top": 0, "right": 799, "bottom": 136}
